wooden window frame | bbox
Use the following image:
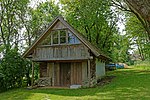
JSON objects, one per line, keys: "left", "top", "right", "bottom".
{"left": 51, "top": 30, "right": 67, "bottom": 45}
{"left": 68, "top": 30, "right": 81, "bottom": 44}
{"left": 59, "top": 30, "right": 67, "bottom": 44}
{"left": 51, "top": 29, "right": 81, "bottom": 45}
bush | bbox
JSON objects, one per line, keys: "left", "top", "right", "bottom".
{"left": 0, "top": 73, "right": 6, "bottom": 92}
{"left": 0, "top": 49, "right": 26, "bottom": 90}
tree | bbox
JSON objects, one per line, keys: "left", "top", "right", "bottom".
{"left": 61, "top": 0, "right": 119, "bottom": 56}
{"left": 111, "top": 33, "right": 131, "bottom": 63}
{"left": 125, "top": 13, "right": 150, "bottom": 60}
{"left": 111, "top": 0, "right": 150, "bottom": 62}
{"left": 124, "top": 0, "right": 150, "bottom": 40}
{"left": 21, "top": 1, "right": 60, "bottom": 47}
{"left": 112, "top": 0, "right": 150, "bottom": 40}
{"left": 0, "top": 0, "right": 30, "bottom": 53}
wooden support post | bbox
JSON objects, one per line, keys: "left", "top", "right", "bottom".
{"left": 88, "top": 60, "right": 91, "bottom": 87}
{"left": 52, "top": 63, "right": 55, "bottom": 86}
{"left": 31, "top": 62, "right": 34, "bottom": 87}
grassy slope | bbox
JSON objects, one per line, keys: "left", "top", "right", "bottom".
{"left": 0, "top": 66, "right": 150, "bottom": 100}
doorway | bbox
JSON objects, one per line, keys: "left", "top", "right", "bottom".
{"left": 60, "top": 62, "right": 71, "bottom": 86}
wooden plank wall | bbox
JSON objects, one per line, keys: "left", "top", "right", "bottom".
{"left": 54, "top": 63, "right": 60, "bottom": 86}
{"left": 71, "top": 62, "right": 82, "bottom": 85}
{"left": 47, "top": 63, "right": 53, "bottom": 78}
{"left": 52, "top": 21, "right": 67, "bottom": 30}
{"left": 59, "top": 63, "right": 71, "bottom": 86}
{"left": 40, "top": 61, "right": 88, "bottom": 86}
{"left": 33, "top": 44, "right": 90, "bottom": 61}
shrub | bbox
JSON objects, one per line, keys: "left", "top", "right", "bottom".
{"left": 0, "top": 49, "right": 26, "bottom": 90}
{"left": 0, "top": 73, "right": 6, "bottom": 92}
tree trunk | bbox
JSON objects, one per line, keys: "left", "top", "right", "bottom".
{"left": 124, "top": 0, "right": 150, "bottom": 40}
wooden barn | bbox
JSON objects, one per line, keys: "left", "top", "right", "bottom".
{"left": 23, "top": 16, "right": 110, "bottom": 88}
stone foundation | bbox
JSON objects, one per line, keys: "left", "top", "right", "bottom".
{"left": 37, "top": 77, "right": 52, "bottom": 86}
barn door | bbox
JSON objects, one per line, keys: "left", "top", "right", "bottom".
{"left": 71, "top": 62, "right": 82, "bottom": 85}
{"left": 60, "top": 63, "right": 71, "bottom": 86}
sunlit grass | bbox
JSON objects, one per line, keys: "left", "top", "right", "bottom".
{"left": 133, "top": 60, "right": 150, "bottom": 70}
{"left": 0, "top": 64, "right": 150, "bottom": 100}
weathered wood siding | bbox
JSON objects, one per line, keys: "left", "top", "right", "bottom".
{"left": 32, "top": 44, "right": 90, "bottom": 61}
{"left": 60, "top": 63, "right": 71, "bottom": 86}
{"left": 96, "top": 59, "right": 105, "bottom": 78}
{"left": 39, "top": 61, "right": 88, "bottom": 86}
{"left": 71, "top": 62, "right": 82, "bottom": 85}
{"left": 54, "top": 62, "right": 60, "bottom": 86}
{"left": 52, "top": 20, "right": 67, "bottom": 30}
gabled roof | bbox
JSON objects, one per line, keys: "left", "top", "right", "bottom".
{"left": 22, "top": 16, "right": 111, "bottom": 61}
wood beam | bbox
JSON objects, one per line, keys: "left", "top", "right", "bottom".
{"left": 31, "top": 62, "right": 34, "bottom": 87}
{"left": 88, "top": 60, "right": 91, "bottom": 87}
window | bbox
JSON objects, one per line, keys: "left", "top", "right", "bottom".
{"left": 60, "top": 30, "right": 66, "bottom": 44}
{"left": 51, "top": 30, "right": 80, "bottom": 45}
{"left": 68, "top": 31, "right": 80, "bottom": 44}
{"left": 52, "top": 31, "right": 59, "bottom": 44}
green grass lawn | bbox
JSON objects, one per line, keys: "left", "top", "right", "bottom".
{"left": 1, "top": 66, "right": 150, "bottom": 100}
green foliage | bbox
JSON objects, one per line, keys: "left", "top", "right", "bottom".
{"left": 22, "top": 1, "right": 60, "bottom": 46}
{"left": 23, "top": 59, "right": 32, "bottom": 86}
{"left": 133, "top": 60, "right": 150, "bottom": 70}
{"left": 0, "top": 0, "right": 30, "bottom": 52}
{"left": 0, "top": 49, "right": 26, "bottom": 91}
{"left": 61, "top": 0, "right": 118, "bottom": 57}
{"left": 125, "top": 14, "right": 150, "bottom": 60}
{"left": 0, "top": 72, "right": 6, "bottom": 92}
{"left": 0, "top": 1, "right": 60, "bottom": 91}
{"left": 111, "top": 33, "right": 132, "bottom": 64}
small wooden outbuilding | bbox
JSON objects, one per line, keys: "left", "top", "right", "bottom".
{"left": 23, "top": 16, "right": 110, "bottom": 87}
